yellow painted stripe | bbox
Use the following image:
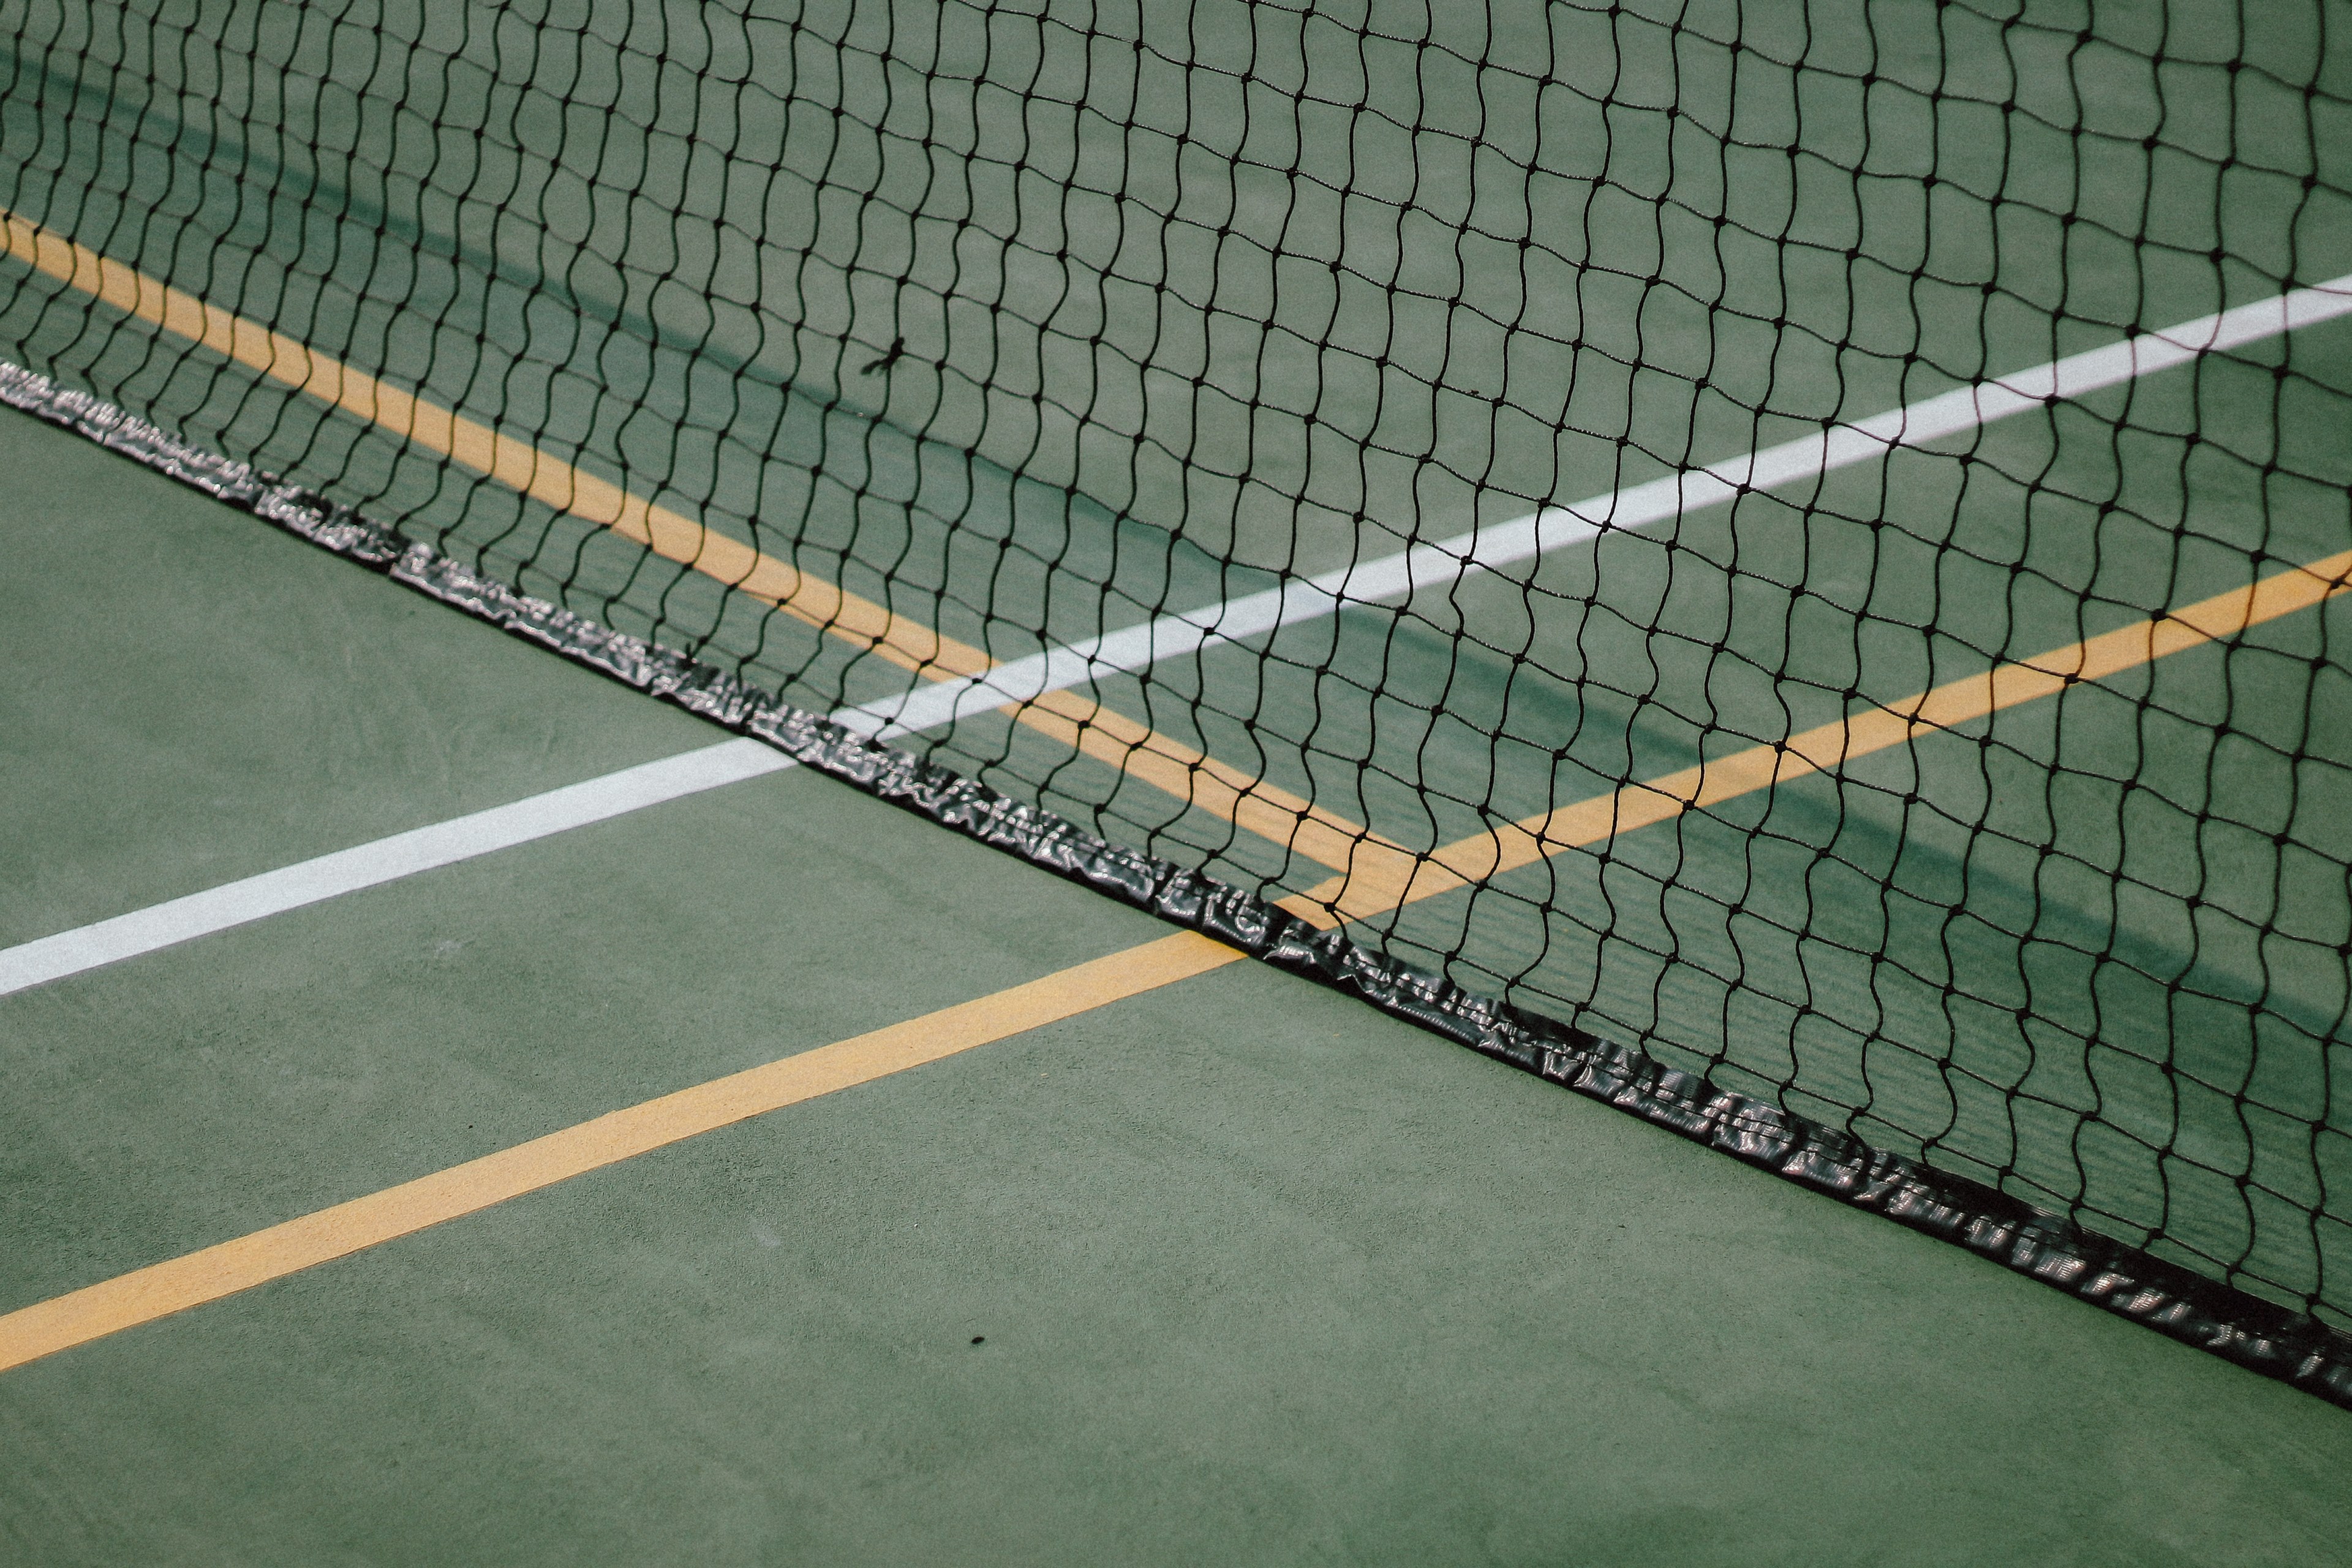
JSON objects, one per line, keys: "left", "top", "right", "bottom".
{"left": 0, "top": 930, "right": 1243, "bottom": 1374}
{"left": 0, "top": 207, "right": 1392, "bottom": 872}
{"left": 1016, "top": 687, "right": 1376, "bottom": 878}
{"left": 1297, "top": 549, "right": 2352, "bottom": 921}
{"left": 23, "top": 206, "right": 2337, "bottom": 1379}
{"left": 7, "top": 541, "right": 2339, "bottom": 1376}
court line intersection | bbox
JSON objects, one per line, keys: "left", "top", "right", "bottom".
{"left": 2, "top": 545, "right": 2344, "bottom": 1369}
{"left": 7, "top": 211, "right": 2352, "bottom": 1385}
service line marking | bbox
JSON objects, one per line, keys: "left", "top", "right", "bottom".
{"left": 0, "top": 206, "right": 1387, "bottom": 870}
{"left": 0, "top": 739, "right": 788, "bottom": 1000}
{"left": 854, "top": 274, "right": 2352, "bottom": 741}
{"left": 13, "top": 545, "right": 2352, "bottom": 1363}
{"left": 0, "top": 932, "right": 1244, "bottom": 1373}
{"left": 4, "top": 219, "right": 2342, "bottom": 994}
{"left": 5, "top": 548, "right": 2345, "bottom": 1370}
{"left": 1297, "top": 548, "right": 2352, "bottom": 919}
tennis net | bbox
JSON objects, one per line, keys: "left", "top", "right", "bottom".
{"left": 6, "top": 0, "right": 2352, "bottom": 1395}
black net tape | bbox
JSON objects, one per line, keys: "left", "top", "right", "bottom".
{"left": 4, "top": 0, "right": 2350, "bottom": 1391}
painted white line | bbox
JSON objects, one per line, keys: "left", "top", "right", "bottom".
{"left": 0, "top": 737, "right": 790, "bottom": 999}
{"left": 845, "top": 274, "right": 2352, "bottom": 741}
{"left": 12, "top": 277, "right": 2350, "bottom": 998}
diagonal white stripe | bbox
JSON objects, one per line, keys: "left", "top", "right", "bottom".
{"left": 7, "top": 275, "right": 2349, "bottom": 1000}
{"left": 0, "top": 739, "right": 790, "bottom": 999}
{"left": 844, "top": 274, "right": 2352, "bottom": 741}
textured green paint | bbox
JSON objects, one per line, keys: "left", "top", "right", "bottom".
{"left": 0, "top": 401, "right": 720, "bottom": 949}
{"left": 4, "top": 372, "right": 2351, "bottom": 1567}
{"left": 7, "top": 0, "right": 2350, "bottom": 1314}
{"left": 13, "top": 959, "right": 2352, "bottom": 1567}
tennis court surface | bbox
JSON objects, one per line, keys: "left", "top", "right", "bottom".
{"left": 6, "top": 0, "right": 2352, "bottom": 1560}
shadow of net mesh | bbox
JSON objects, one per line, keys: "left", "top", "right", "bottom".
{"left": 4, "top": 0, "right": 2349, "bottom": 1329}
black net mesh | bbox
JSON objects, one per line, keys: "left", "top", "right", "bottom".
{"left": 5, "top": 0, "right": 2351, "bottom": 1335}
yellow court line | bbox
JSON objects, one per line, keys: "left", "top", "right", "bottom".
{"left": 0, "top": 931, "right": 1245, "bottom": 1375}
{"left": 8, "top": 549, "right": 2344, "bottom": 1372}
{"left": 1296, "top": 549, "right": 2352, "bottom": 921}
{"left": 0, "top": 208, "right": 1394, "bottom": 874}
{"left": 18, "top": 208, "right": 2342, "bottom": 1377}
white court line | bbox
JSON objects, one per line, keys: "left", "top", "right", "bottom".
{"left": 8, "top": 274, "right": 2350, "bottom": 1000}
{"left": 0, "top": 739, "right": 790, "bottom": 999}
{"left": 845, "top": 274, "right": 2352, "bottom": 741}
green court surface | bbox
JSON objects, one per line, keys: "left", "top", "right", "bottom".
{"left": 6, "top": 372, "right": 2352, "bottom": 1562}
{"left": 9, "top": 4, "right": 2352, "bottom": 1306}
{"left": 7, "top": 1, "right": 2352, "bottom": 1559}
